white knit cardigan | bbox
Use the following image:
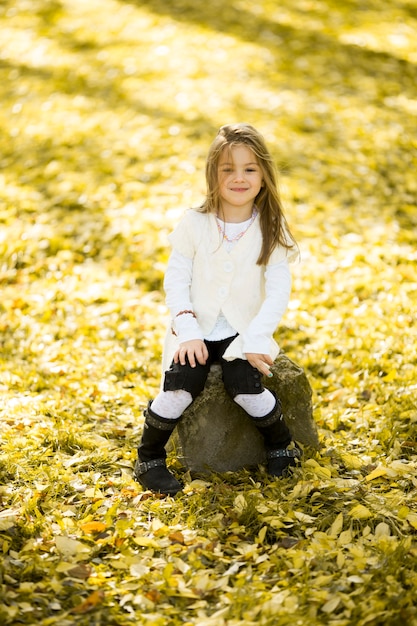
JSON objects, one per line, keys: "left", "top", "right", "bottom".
{"left": 161, "top": 209, "right": 297, "bottom": 374}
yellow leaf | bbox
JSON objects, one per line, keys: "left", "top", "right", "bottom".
{"left": 389, "top": 460, "right": 414, "bottom": 475}
{"left": 322, "top": 596, "right": 340, "bottom": 613}
{"left": 349, "top": 504, "right": 372, "bottom": 520}
{"left": 194, "top": 571, "right": 211, "bottom": 591}
{"left": 336, "top": 552, "right": 345, "bottom": 568}
{"left": 130, "top": 563, "right": 149, "bottom": 577}
{"left": 397, "top": 506, "right": 410, "bottom": 519}
{"left": 382, "top": 369, "right": 397, "bottom": 382}
{"left": 234, "top": 494, "right": 247, "bottom": 513}
{"left": 337, "top": 529, "right": 353, "bottom": 546}
{"left": 108, "top": 557, "right": 130, "bottom": 570}
{"left": 257, "top": 526, "right": 268, "bottom": 544}
{"left": 84, "top": 488, "right": 104, "bottom": 499}
{"left": 340, "top": 452, "right": 363, "bottom": 470}
{"left": 365, "top": 467, "right": 388, "bottom": 481}
{"left": 56, "top": 562, "right": 75, "bottom": 573}
{"left": 347, "top": 575, "right": 364, "bottom": 584}
{"left": 291, "top": 555, "right": 305, "bottom": 569}
{"left": 375, "top": 522, "right": 391, "bottom": 537}
{"left": 326, "top": 388, "right": 347, "bottom": 402}
{"left": 294, "top": 511, "right": 316, "bottom": 524}
{"left": 328, "top": 512, "right": 344, "bottom": 537}
{"left": 55, "top": 535, "right": 90, "bottom": 558}
{"left": 406, "top": 512, "right": 417, "bottom": 530}
{"left": 0, "top": 508, "right": 19, "bottom": 531}
{"left": 304, "top": 459, "right": 332, "bottom": 479}
{"left": 133, "top": 536, "right": 161, "bottom": 548}
{"left": 183, "top": 480, "right": 211, "bottom": 494}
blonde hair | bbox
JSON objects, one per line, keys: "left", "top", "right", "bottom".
{"left": 199, "top": 123, "right": 297, "bottom": 265}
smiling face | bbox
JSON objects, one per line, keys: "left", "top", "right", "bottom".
{"left": 217, "top": 144, "right": 263, "bottom": 221}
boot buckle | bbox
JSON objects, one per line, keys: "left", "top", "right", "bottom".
{"left": 135, "top": 458, "right": 166, "bottom": 476}
{"left": 267, "top": 447, "right": 302, "bottom": 459}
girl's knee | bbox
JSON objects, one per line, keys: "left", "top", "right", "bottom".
{"left": 233, "top": 389, "right": 276, "bottom": 418}
{"left": 151, "top": 389, "right": 193, "bottom": 419}
{"left": 163, "top": 360, "right": 209, "bottom": 399}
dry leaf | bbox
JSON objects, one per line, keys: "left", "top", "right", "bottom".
{"left": 169, "top": 531, "right": 185, "bottom": 544}
{"left": 80, "top": 521, "right": 107, "bottom": 534}
{"left": 55, "top": 536, "right": 90, "bottom": 558}
{"left": 349, "top": 505, "right": 372, "bottom": 520}
{"left": 71, "top": 590, "right": 105, "bottom": 614}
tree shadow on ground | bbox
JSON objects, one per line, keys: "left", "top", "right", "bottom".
{"left": 123, "top": 0, "right": 417, "bottom": 98}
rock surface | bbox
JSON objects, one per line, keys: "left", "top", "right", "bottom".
{"left": 170, "top": 354, "right": 319, "bottom": 473}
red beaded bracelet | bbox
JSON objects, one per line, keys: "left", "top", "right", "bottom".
{"left": 175, "top": 309, "right": 196, "bottom": 319}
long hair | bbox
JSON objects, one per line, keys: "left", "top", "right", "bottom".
{"left": 199, "top": 123, "right": 297, "bottom": 265}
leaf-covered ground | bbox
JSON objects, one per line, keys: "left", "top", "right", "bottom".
{"left": 1, "top": 0, "right": 416, "bottom": 624}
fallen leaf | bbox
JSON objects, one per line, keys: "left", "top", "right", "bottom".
{"left": 349, "top": 505, "right": 372, "bottom": 520}
{"left": 169, "top": 531, "right": 185, "bottom": 544}
{"left": 55, "top": 536, "right": 90, "bottom": 558}
{"left": 0, "top": 508, "right": 20, "bottom": 530}
{"left": 406, "top": 512, "right": 417, "bottom": 530}
{"left": 133, "top": 536, "right": 161, "bottom": 548}
{"left": 71, "top": 590, "right": 105, "bottom": 613}
{"left": 375, "top": 522, "right": 391, "bottom": 538}
{"left": 328, "top": 512, "right": 344, "bottom": 537}
{"left": 321, "top": 596, "right": 340, "bottom": 613}
{"left": 365, "top": 467, "right": 388, "bottom": 481}
{"left": 80, "top": 521, "right": 107, "bottom": 534}
{"left": 144, "top": 589, "right": 162, "bottom": 603}
{"left": 67, "top": 563, "right": 93, "bottom": 579}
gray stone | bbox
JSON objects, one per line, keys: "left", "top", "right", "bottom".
{"left": 170, "top": 354, "right": 319, "bottom": 473}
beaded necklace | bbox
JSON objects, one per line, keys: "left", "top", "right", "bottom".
{"left": 216, "top": 207, "right": 258, "bottom": 243}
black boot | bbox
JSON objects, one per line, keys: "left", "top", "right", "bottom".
{"left": 133, "top": 403, "right": 182, "bottom": 496}
{"left": 253, "top": 395, "right": 301, "bottom": 477}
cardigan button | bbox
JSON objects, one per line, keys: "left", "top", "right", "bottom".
{"left": 223, "top": 261, "right": 233, "bottom": 273}
{"left": 218, "top": 286, "right": 228, "bottom": 298}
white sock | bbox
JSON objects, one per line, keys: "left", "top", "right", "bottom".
{"left": 234, "top": 389, "right": 276, "bottom": 418}
{"left": 150, "top": 389, "right": 193, "bottom": 419}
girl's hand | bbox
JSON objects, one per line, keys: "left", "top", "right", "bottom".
{"left": 174, "top": 340, "right": 209, "bottom": 368}
{"left": 245, "top": 353, "right": 274, "bottom": 377}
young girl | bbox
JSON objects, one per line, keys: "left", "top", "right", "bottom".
{"left": 134, "top": 123, "right": 300, "bottom": 495}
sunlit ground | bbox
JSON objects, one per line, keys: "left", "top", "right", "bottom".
{"left": 0, "top": 1, "right": 416, "bottom": 624}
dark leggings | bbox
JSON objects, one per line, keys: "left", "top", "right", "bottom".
{"left": 163, "top": 335, "right": 265, "bottom": 400}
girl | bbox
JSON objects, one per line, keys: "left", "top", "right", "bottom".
{"left": 134, "top": 123, "right": 301, "bottom": 495}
